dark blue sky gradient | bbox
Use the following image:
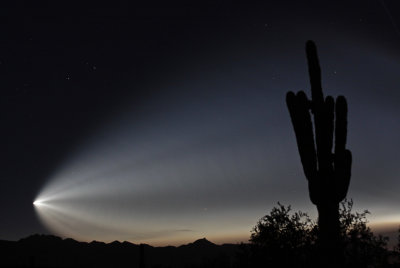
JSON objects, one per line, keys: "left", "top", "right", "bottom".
{"left": 1, "top": 1, "right": 400, "bottom": 245}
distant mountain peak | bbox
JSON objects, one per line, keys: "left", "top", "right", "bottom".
{"left": 192, "top": 238, "right": 215, "bottom": 246}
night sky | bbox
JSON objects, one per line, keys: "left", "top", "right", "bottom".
{"left": 1, "top": 1, "right": 400, "bottom": 246}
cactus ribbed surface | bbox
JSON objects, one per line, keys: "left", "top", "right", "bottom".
{"left": 286, "top": 41, "right": 352, "bottom": 266}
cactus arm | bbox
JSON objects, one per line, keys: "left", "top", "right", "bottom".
{"left": 334, "top": 96, "right": 348, "bottom": 153}
{"left": 286, "top": 91, "right": 318, "bottom": 183}
{"left": 333, "top": 95, "right": 351, "bottom": 202}
{"left": 324, "top": 96, "right": 335, "bottom": 159}
{"left": 286, "top": 91, "right": 319, "bottom": 204}
{"left": 334, "top": 149, "right": 352, "bottom": 202}
{"left": 306, "top": 41, "right": 331, "bottom": 181}
{"left": 316, "top": 96, "right": 335, "bottom": 183}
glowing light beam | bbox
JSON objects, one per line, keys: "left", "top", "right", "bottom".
{"left": 33, "top": 200, "right": 44, "bottom": 206}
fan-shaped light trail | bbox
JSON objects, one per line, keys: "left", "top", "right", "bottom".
{"left": 33, "top": 44, "right": 400, "bottom": 246}
{"left": 32, "top": 79, "right": 290, "bottom": 245}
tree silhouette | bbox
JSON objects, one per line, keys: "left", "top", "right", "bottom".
{"left": 286, "top": 41, "right": 352, "bottom": 266}
{"left": 248, "top": 203, "right": 317, "bottom": 267}
{"left": 244, "top": 200, "right": 390, "bottom": 267}
{"left": 338, "top": 200, "right": 389, "bottom": 267}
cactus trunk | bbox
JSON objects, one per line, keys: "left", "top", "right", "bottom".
{"left": 317, "top": 203, "right": 343, "bottom": 266}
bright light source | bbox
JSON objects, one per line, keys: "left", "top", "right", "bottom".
{"left": 33, "top": 200, "right": 43, "bottom": 206}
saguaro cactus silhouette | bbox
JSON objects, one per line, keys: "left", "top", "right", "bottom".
{"left": 286, "top": 41, "right": 352, "bottom": 264}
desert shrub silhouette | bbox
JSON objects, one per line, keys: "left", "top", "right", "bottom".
{"left": 248, "top": 203, "right": 317, "bottom": 267}
{"left": 286, "top": 40, "right": 352, "bottom": 265}
{"left": 241, "top": 200, "right": 391, "bottom": 267}
{"left": 338, "top": 200, "right": 390, "bottom": 267}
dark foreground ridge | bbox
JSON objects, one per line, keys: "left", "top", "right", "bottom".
{"left": 0, "top": 234, "right": 239, "bottom": 268}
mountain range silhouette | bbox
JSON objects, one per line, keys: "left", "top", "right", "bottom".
{"left": 0, "top": 234, "right": 239, "bottom": 267}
